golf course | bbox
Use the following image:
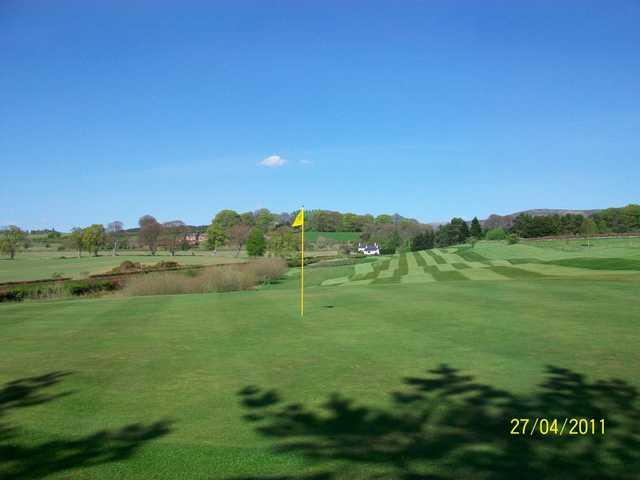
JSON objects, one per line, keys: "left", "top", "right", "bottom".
{"left": 4, "top": 2, "right": 640, "bottom": 477}
{"left": 2, "top": 238, "right": 639, "bottom": 479}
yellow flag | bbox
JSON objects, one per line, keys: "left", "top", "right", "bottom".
{"left": 292, "top": 209, "right": 304, "bottom": 227}
{"left": 291, "top": 208, "right": 304, "bottom": 316}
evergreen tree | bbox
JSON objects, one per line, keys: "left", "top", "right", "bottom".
{"left": 470, "top": 217, "right": 482, "bottom": 238}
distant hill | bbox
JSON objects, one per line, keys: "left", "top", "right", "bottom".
{"left": 480, "top": 208, "right": 601, "bottom": 230}
{"left": 510, "top": 208, "right": 601, "bottom": 217}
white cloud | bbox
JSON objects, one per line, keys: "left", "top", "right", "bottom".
{"left": 259, "top": 155, "right": 287, "bottom": 167}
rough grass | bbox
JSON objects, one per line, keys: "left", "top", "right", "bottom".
{"left": 121, "top": 258, "right": 287, "bottom": 296}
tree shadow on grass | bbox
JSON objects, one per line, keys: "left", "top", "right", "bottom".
{"left": 233, "top": 365, "right": 640, "bottom": 479}
{"left": 0, "top": 371, "right": 171, "bottom": 479}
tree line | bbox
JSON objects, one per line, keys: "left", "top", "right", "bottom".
{"left": 2, "top": 204, "right": 638, "bottom": 260}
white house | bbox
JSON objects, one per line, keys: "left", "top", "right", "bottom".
{"left": 357, "top": 242, "right": 380, "bottom": 256}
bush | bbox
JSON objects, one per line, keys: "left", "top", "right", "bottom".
{"left": 246, "top": 228, "right": 267, "bottom": 256}
{"left": 0, "top": 288, "right": 25, "bottom": 303}
{"left": 65, "top": 279, "right": 119, "bottom": 296}
{"left": 286, "top": 256, "right": 320, "bottom": 267}
{"left": 485, "top": 228, "right": 507, "bottom": 240}
{"left": 507, "top": 233, "right": 520, "bottom": 245}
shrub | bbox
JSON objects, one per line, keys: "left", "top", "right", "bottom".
{"left": 65, "top": 279, "right": 119, "bottom": 296}
{"left": 485, "top": 228, "right": 507, "bottom": 240}
{"left": 246, "top": 228, "right": 267, "bottom": 256}
{"left": 286, "top": 256, "right": 320, "bottom": 267}
{"left": 0, "top": 289, "right": 25, "bottom": 303}
{"left": 507, "top": 233, "right": 520, "bottom": 245}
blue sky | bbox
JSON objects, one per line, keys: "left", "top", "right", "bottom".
{"left": 1, "top": 0, "right": 639, "bottom": 230}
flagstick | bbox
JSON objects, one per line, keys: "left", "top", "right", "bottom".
{"left": 301, "top": 207, "right": 304, "bottom": 317}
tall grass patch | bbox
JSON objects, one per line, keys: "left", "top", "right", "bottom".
{"left": 121, "top": 258, "right": 287, "bottom": 297}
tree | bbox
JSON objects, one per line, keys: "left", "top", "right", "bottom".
{"left": 205, "top": 224, "right": 226, "bottom": 252}
{"left": 434, "top": 224, "right": 460, "bottom": 247}
{"left": 267, "top": 227, "right": 298, "bottom": 257}
{"left": 67, "top": 227, "right": 85, "bottom": 258}
{"left": 410, "top": 230, "right": 434, "bottom": 251}
{"left": 450, "top": 218, "right": 470, "bottom": 243}
{"left": 212, "top": 209, "right": 241, "bottom": 231}
{"left": 240, "top": 211, "right": 256, "bottom": 227}
{"left": 470, "top": 217, "right": 482, "bottom": 238}
{"left": 0, "top": 226, "right": 26, "bottom": 259}
{"left": 246, "top": 228, "right": 267, "bottom": 256}
{"left": 380, "top": 230, "right": 401, "bottom": 255}
{"left": 229, "top": 224, "right": 251, "bottom": 257}
{"left": 162, "top": 220, "right": 187, "bottom": 256}
{"left": 485, "top": 227, "right": 507, "bottom": 240}
{"left": 254, "top": 209, "right": 275, "bottom": 231}
{"left": 138, "top": 215, "right": 163, "bottom": 255}
{"left": 82, "top": 224, "right": 106, "bottom": 256}
{"left": 581, "top": 218, "right": 597, "bottom": 247}
{"left": 375, "top": 214, "right": 394, "bottom": 225}
{"left": 106, "top": 221, "right": 124, "bottom": 256}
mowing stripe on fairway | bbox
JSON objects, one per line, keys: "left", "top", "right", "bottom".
{"left": 463, "top": 261, "right": 489, "bottom": 269}
{"left": 401, "top": 273, "right": 436, "bottom": 283}
{"left": 321, "top": 276, "right": 350, "bottom": 286}
{"left": 489, "top": 266, "right": 549, "bottom": 279}
{"left": 512, "top": 263, "right": 637, "bottom": 277}
{"left": 406, "top": 252, "right": 423, "bottom": 274}
{"left": 459, "top": 268, "right": 510, "bottom": 281}
{"left": 418, "top": 251, "right": 438, "bottom": 266}
{"left": 352, "top": 262, "right": 374, "bottom": 280}
{"left": 455, "top": 247, "right": 491, "bottom": 264}
{"left": 413, "top": 252, "right": 428, "bottom": 268}
{"left": 489, "top": 260, "right": 512, "bottom": 267}
{"left": 378, "top": 257, "right": 399, "bottom": 278}
{"left": 440, "top": 253, "right": 466, "bottom": 264}
{"left": 424, "top": 265, "right": 469, "bottom": 281}
{"left": 435, "top": 263, "right": 456, "bottom": 272}
{"left": 397, "top": 253, "right": 409, "bottom": 276}
{"left": 345, "top": 279, "right": 374, "bottom": 286}
{"left": 452, "top": 262, "right": 471, "bottom": 269}
{"left": 424, "top": 250, "right": 446, "bottom": 264}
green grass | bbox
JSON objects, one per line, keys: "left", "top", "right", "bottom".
{"left": 304, "top": 231, "right": 361, "bottom": 242}
{"left": 2, "top": 237, "right": 640, "bottom": 478}
{"left": 546, "top": 257, "right": 640, "bottom": 270}
{"left": 2, "top": 273, "right": 639, "bottom": 479}
{"left": 424, "top": 250, "right": 446, "bottom": 264}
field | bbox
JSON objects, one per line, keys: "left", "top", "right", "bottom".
{"left": 1, "top": 238, "right": 640, "bottom": 479}
{"left": 0, "top": 248, "right": 245, "bottom": 283}
{"left": 303, "top": 231, "right": 361, "bottom": 242}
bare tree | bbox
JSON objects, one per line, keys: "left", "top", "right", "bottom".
{"left": 107, "top": 221, "right": 124, "bottom": 256}
{"left": 229, "top": 224, "right": 251, "bottom": 257}
{"left": 162, "top": 220, "right": 187, "bottom": 256}
{"left": 66, "top": 227, "right": 85, "bottom": 258}
{"left": 138, "top": 215, "right": 163, "bottom": 255}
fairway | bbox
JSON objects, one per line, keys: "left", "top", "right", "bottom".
{"left": 2, "top": 239, "right": 640, "bottom": 478}
{"left": 320, "top": 239, "right": 640, "bottom": 287}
